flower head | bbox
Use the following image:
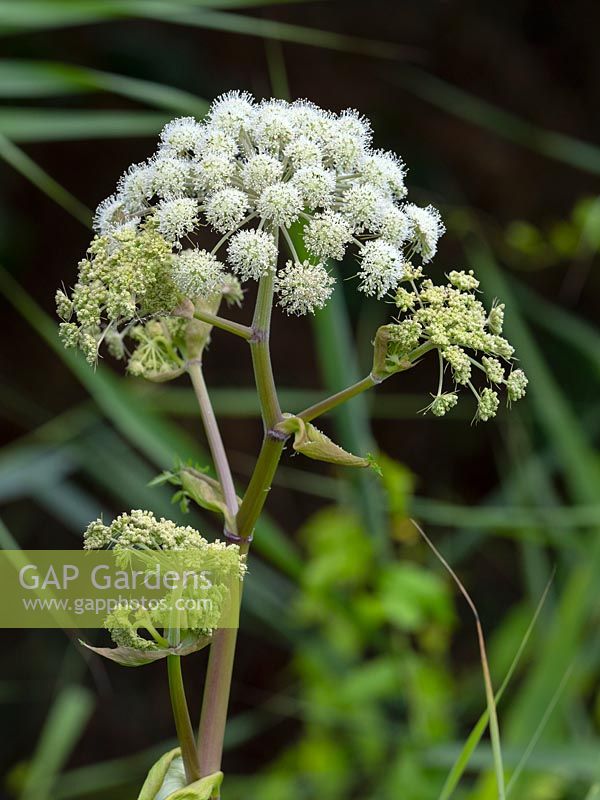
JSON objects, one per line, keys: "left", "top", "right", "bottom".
{"left": 358, "top": 240, "right": 404, "bottom": 299}
{"left": 172, "top": 249, "right": 227, "bottom": 299}
{"left": 60, "top": 90, "right": 525, "bottom": 399}
{"left": 276, "top": 260, "right": 334, "bottom": 315}
{"left": 227, "top": 229, "right": 278, "bottom": 281}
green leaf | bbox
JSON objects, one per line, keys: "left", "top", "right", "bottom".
{"left": 165, "top": 771, "right": 223, "bottom": 800}
{"left": 155, "top": 756, "right": 187, "bottom": 800}
{"left": 277, "top": 415, "right": 370, "bottom": 468}
{"left": 80, "top": 633, "right": 210, "bottom": 667}
{"left": 179, "top": 468, "right": 240, "bottom": 530}
{"left": 0, "top": 0, "right": 313, "bottom": 36}
{"left": 138, "top": 748, "right": 181, "bottom": 800}
{"left": 138, "top": 752, "right": 222, "bottom": 800}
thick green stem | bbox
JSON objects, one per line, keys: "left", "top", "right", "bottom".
{"left": 250, "top": 271, "right": 283, "bottom": 429}
{"left": 197, "top": 627, "right": 238, "bottom": 780}
{"left": 196, "top": 270, "right": 285, "bottom": 787}
{"left": 167, "top": 655, "right": 200, "bottom": 784}
{"left": 236, "top": 434, "right": 286, "bottom": 546}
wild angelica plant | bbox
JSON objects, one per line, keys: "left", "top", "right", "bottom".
{"left": 56, "top": 92, "right": 527, "bottom": 799}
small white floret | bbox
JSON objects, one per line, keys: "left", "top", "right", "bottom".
{"left": 404, "top": 204, "right": 445, "bottom": 262}
{"left": 156, "top": 198, "right": 198, "bottom": 242}
{"left": 159, "top": 117, "right": 205, "bottom": 157}
{"left": 276, "top": 260, "right": 335, "bottom": 315}
{"left": 304, "top": 211, "right": 352, "bottom": 260}
{"left": 227, "top": 229, "right": 278, "bottom": 281}
{"left": 256, "top": 182, "right": 302, "bottom": 227}
{"left": 172, "top": 249, "right": 226, "bottom": 298}
{"left": 358, "top": 239, "right": 404, "bottom": 299}
{"left": 204, "top": 188, "right": 249, "bottom": 234}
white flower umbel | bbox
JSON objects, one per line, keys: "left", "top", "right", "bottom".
{"left": 256, "top": 182, "right": 302, "bottom": 227}
{"left": 156, "top": 198, "right": 198, "bottom": 242}
{"left": 227, "top": 229, "right": 278, "bottom": 281}
{"left": 304, "top": 211, "right": 352, "bottom": 261}
{"left": 404, "top": 204, "right": 445, "bottom": 262}
{"left": 61, "top": 89, "right": 527, "bottom": 424}
{"left": 80, "top": 92, "right": 454, "bottom": 322}
{"left": 172, "top": 249, "right": 226, "bottom": 298}
{"left": 204, "top": 188, "right": 249, "bottom": 234}
{"left": 358, "top": 240, "right": 404, "bottom": 299}
{"left": 276, "top": 260, "right": 334, "bottom": 315}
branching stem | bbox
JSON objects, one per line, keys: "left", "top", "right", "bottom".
{"left": 192, "top": 309, "right": 253, "bottom": 341}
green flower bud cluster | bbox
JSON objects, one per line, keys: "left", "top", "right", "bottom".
{"left": 372, "top": 268, "right": 528, "bottom": 421}
{"left": 127, "top": 318, "right": 187, "bottom": 382}
{"left": 84, "top": 510, "right": 246, "bottom": 649}
{"left": 57, "top": 220, "right": 179, "bottom": 365}
{"left": 57, "top": 214, "right": 243, "bottom": 373}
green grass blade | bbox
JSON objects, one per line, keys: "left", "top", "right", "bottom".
{"left": 133, "top": 5, "right": 420, "bottom": 61}
{"left": 466, "top": 237, "right": 600, "bottom": 503}
{"left": 0, "top": 2, "right": 420, "bottom": 60}
{"left": 399, "top": 68, "right": 600, "bottom": 175}
{"left": 0, "top": 0, "right": 313, "bottom": 35}
{"left": 505, "top": 664, "right": 574, "bottom": 796}
{"left": 515, "top": 280, "right": 600, "bottom": 376}
{"left": 0, "top": 60, "right": 208, "bottom": 114}
{"left": 0, "top": 108, "right": 169, "bottom": 141}
{"left": 438, "top": 575, "right": 553, "bottom": 799}
{"left": 415, "top": 521, "right": 506, "bottom": 800}
{"left": 20, "top": 685, "right": 94, "bottom": 800}
{"left": 0, "top": 134, "right": 91, "bottom": 224}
